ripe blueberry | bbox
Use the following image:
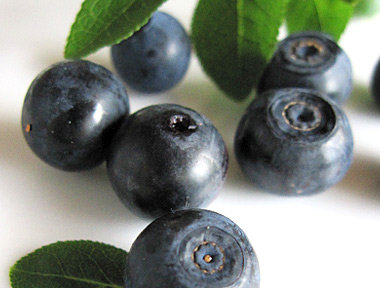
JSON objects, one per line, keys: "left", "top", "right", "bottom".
{"left": 21, "top": 60, "right": 130, "bottom": 171}
{"left": 106, "top": 104, "right": 228, "bottom": 218}
{"left": 125, "top": 209, "right": 260, "bottom": 288}
{"left": 111, "top": 11, "right": 191, "bottom": 93}
{"left": 371, "top": 58, "right": 380, "bottom": 108}
{"left": 257, "top": 31, "right": 352, "bottom": 105}
{"left": 234, "top": 88, "right": 353, "bottom": 195}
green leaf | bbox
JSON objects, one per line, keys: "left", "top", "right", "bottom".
{"left": 65, "top": 0, "right": 167, "bottom": 59}
{"left": 192, "top": 0, "right": 288, "bottom": 100}
{"left": 10, "top": 240, "right": 127, "bottom": 288}
{"left": 286, "top": 0, "right": 355, "bottom": 40}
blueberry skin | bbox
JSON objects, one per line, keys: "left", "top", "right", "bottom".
{"left": 234, "top": 88, "right": 353, "bottom": 195}
{"left": 371, "top": 58, "right": 380, "bottom": 108}
{"left": 125, "top": 209, "right": 259, "bottom": 288}
{"left": 257, "top": 31, "right": 352, "bottom": 105}
{"left": 111, "top": 11, "right": 191, "bottom": 93}
{"left": 106, "top": 104, "right": 228, "bottom": 218}
{"left": 21, "top": 60, "right": 130, "bottom": 171}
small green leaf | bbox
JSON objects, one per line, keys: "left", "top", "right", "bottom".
{"left": 192, "top": 0, "right": 288, "bottom": 100}
{"left": 10, "top": 240, "right": 127, "bottom": 288}
{"left": 286, "top": 0, "right": 355, "bottom": 40}
{"left": 65, "top": 0, "right": 167, "bottom": 59}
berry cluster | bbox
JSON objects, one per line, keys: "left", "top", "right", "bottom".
{"left": 22, "top": 12, "right": 227, "bottom": 220}
{"left": 22, "top": 59, "right": 227, "bottom": 219}
{"left": 235, "top": 31, "right": 355, "bottom": 195}
{"left": 21, "top": 10, "right": 377, "bottom": 288}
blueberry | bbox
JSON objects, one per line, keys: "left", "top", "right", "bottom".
{"left": 111, "top": 11, "right": 191, "bottom": 93}
{"left": 106, "top": 104, "right": 228, "bottom": 218}
{"left": 125, "top": 209, "right": 260, "bottom": 288}
{"left": 234, "top": 88, "right": 353, "bottom": 195}
{"left": 21, "top": 60, "right": 130, "bottom": 171}
{"left": 257, "top": 31, "right": 352, "bottom": 105}
{"left": 371, "top": 58, "right": 380, "bottom": 108}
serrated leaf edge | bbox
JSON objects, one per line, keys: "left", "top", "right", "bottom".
{"left": 65, "top": 0, "right": 168, "bottom": 59}
{"left": 9, "top": 240, "right": 127, "bottom": 288}
{"left": 64, "top": 0, "right": 137, "bottom": 58}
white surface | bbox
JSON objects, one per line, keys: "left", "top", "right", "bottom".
{"left": 1, "top": 1, "right": 380, "bottom": 288}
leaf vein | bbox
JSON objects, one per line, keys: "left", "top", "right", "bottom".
{"left": 312, "top": 0, "right": 323, "bottom": 30}
{"left": 100, "top": 250, "right": 124, "bottom": 277}
{"left": 252, "top": 1, "right": 272, "bottom": 18}
{"left": 67, "top": 0, "right": 138, "bottom": 56}
{"left": 82, "top": 248, "right": 115, "bottom": 285}
{"left": 45, "top": 251, "right": 67, "bottom": 276}
{"left": 12, "top": 268, "right": 123, "bottom": 288}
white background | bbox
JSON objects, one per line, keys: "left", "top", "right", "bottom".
{"left": 1, "top": 1, "right": 380, "bottom": 288}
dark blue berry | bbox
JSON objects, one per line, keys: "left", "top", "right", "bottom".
{"left": 106, "top": 104, "right": 228, "bottom": 218}
{"left": 21, "top": 60, "right": 130, "bottom": 171}
{"left": 371, "top": 58, "right": 380, "bottom": 108}
{"left": 258, "top": 31, "right": 352, "bottom": 105}
{"left": 125, "top": 209, "right": 259, "bottom": 288}
{"left": 234, "top": 88, "right": 353, "bottom": 195}
{"left": 111, "top": 11, "right": 191, "bottom": 93}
